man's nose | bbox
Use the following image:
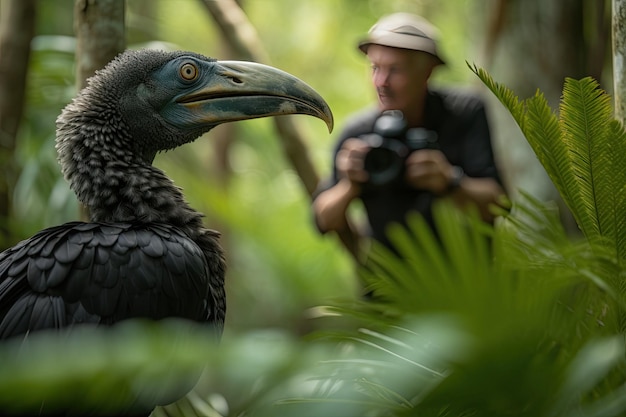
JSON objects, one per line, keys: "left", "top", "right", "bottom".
{"left": 372, "top": 70, "right": 389, "bottom": 87}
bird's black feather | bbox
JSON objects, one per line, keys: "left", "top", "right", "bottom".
{"left": 0, "top": 222, "right": 221, "bottom": 338}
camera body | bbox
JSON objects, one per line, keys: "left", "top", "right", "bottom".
{"left": 360, "top": 110, "right": 438, "bottom": 187}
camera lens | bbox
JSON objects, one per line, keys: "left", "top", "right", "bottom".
{"left": 359, "top": 111, "right": 412, "bottom": 187}
{"left": 363, "top": 139, "right": 407, "bottom": 186}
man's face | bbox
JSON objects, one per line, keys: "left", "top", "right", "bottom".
{"left": 366, "top": 45, "right": 434, "bottom": 113}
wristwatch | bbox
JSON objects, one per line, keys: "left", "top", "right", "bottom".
{"left": 447, "top": 165, "right": 465, "bottom": 193}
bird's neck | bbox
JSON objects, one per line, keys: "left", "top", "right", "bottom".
{"left": 56, "top": 121, "right": 204, "bottom": 234}
{"left": 86, "top": 161, "right": 204, "bottom": 229}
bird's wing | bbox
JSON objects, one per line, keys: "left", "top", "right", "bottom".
{"left": 0, "top": 222, "right": 215, "bottom": 339}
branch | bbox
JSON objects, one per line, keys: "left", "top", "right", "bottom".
{"left": 198, "top": 0, "right": 320, "bottom": 194}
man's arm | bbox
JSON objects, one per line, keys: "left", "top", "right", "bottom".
{"left": 313, "top": 138, "right": 370, "bottom": 233}
{"left": 313, "top": 178, "right": 361, "bottom": 233}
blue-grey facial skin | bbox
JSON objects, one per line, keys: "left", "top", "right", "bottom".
{"left": 156, "top": 58, "right": 333, "bottom": 133}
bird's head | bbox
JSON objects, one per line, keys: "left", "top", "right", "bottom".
{"left": 57, "top": 49, "right": 333, "bottom": 163}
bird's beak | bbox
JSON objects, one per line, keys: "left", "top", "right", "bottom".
{"left": 176, "top": 61, "right": 333, "bottom": 132}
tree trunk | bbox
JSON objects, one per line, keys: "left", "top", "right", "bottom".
{"left": 0, "top": 0, "right": 36, "bottom": 249}
{"left": 74, "top": 0, "right": 125, "bottom": 89}
{"left": 614, "top": 0, "right": 626, "bottom": 124}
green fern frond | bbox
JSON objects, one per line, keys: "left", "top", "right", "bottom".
{"left": 472, "top": 67, "right": 626, "bottom": 260}
{"left": 602, "top": 120, "right": 626, "bottom": 261}
{"left": 353, "top": 378, "right": 413, "bottom": 409}
{"left": 467, "top": 62, "right": 526, "bottom": 128}
{"left": 558, "top": 77, "right": 612, "bottom": 239}
{"left": 469, "top": 64, "right": 581, "bottom": 229}
{"left": 555, "top": 77, "right": 626, "bottom": 262}
{"left": 363, "top": 203, "right": 493, "bottom": 315}
{"left": 523, "top": 91, "right": 574, "bottom": 208}
{"left": 363, "top": 202, "right": 571, "bottom": 327}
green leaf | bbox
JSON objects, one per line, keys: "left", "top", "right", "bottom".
{"left": 523, "top": 90, "right": 572, "bottom": 217}
{"left": 467, "top": 62, "right": 526, "bottom": 128}
{"left": 558, "top": 77, "right": 612, "bottom": 239}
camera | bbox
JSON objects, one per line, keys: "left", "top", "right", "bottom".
{"left": 360, "top": 110, "right": 438, "bottom": 187}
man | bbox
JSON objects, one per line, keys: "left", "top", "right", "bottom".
{"left": 313, "top": 13, "right": 505, "bottom": 252}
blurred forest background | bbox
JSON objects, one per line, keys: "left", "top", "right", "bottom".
{"left": 0, "top": 0, "right": 612, "bottom": 339}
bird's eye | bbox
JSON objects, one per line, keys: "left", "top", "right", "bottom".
{"left": 180, "top": 63, "right": 198, "bottom": 81}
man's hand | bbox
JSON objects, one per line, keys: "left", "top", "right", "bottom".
{"left": 336, "top": 138, "right": 371, "bottom": 183}
{"left": 404, "top": 149, "right": 457, "bottom": 194}
{"left": 314, "top": 138, "right": 370, "bottom": 234}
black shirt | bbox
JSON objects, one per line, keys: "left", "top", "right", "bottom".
{"left": 319, "top": 87, "right": 502, "bottom": 249}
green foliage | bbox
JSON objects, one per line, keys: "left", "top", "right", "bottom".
{"left": 3, "top": 197, "right": 624, "bottom": 417}
{"left": 0, "top": 319, "right": 215, "bottom": 415}
{"left": 365, "top": 202, "right": 622, "bottom": 416}
{"left": 470, "top": 64, "right": 626, "bottom": 262}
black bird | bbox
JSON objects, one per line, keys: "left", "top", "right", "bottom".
{"left": 0, "top": 49, "right": 332, "bottom": 413}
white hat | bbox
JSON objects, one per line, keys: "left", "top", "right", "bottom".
{"left": 358, "top": 13, "right": 445, "bottom": 65}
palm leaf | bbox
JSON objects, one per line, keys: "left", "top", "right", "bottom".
{"left": 523, "top": 91, "right": 576, "bottom": 221}
{"left": 469, "top": 65, "right": 578, "bottom": 225}
{"left": 601, "top": 120, "right": 626, "bottom": 261}
{"left": 467, "top": 62, "right": 526, "bottom": 128}
{"left": 559, "top": 77, "right": 613, "bottom": 240}
{"left": 470, "top": 64, "right": 576, "bottom": 212}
